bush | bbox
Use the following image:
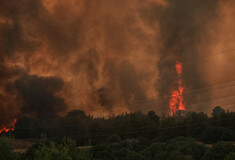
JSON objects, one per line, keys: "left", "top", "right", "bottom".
{"left": 167, "top": 137, "right": 208, "bottom": 160}
{"left": 224, "top": 152, "right": 235, "bottom": 160}
{"left": 117, "top": 148, "right": 130, "bottom": 158}
{"left": 202, "top": 142, "right": 235, "bottom": 160}
{"left": 122, "top": 139, "right": 139, "bottom": 150}
{"left": 107, "top": 134, "right": 121, "bottom": 143}
{"left": 0, "top": 137, "right": 18, "bottom": 160}
{"left": 142, "top": 137, "right": 207, "bottom": 160}
{"left": 126, "top": 151, "right": 145, "bottom": 160}
{"left": 22, "top": 136, "right": 92, "bottom": 160}
{"left": 166, "top": 151, "right": 194, "bottom": 160}
{"left": 142, "top": 143, "right": 166, "bottom": 159}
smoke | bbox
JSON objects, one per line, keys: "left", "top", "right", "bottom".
{"left": 0, "top": 0, "right": 234, "bottom": 121}
{"left": 14, "top": 75, "right": 66, "bottom": 118}
{"left": 148, "top": 0, "right": 220, "bottom": 110}
{"left": 97, "top": 60, "right": 147, "bottom": 111}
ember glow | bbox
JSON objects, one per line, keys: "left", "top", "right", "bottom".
{"left": 169, "top": 60, "right": 185, "bottom": 116}
{"left": 0, "top": 119, "right": 17, "bottom": 134}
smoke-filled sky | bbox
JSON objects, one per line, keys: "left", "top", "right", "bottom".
{"left": 0, "top": 0, "right": 235, "bottom": 122}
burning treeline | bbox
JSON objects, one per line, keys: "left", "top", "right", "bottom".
{"left": 0, "top": 0, "right": 235, "bottom": 126}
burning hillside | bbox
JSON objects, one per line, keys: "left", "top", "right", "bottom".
{"left": 0, "top": 119, "right": 17, "bottom": 134}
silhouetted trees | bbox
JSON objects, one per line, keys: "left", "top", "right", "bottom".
{"left": 200, "top": 126, "right": 234, "bottom": 143}
{"left": 148, "top": 111, "right": 160, "bottom": 125}
{"left": 10, "top": 106, "right": 235, "bottom": 145}
{"left": 212, "top": 106, "right": 225, "bottom": 117}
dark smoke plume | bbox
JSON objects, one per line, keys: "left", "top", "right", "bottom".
{"left": 145, "top": 0, "right": 220, "bottom": 110}
{"left": 98, "top": 60, "right": 147, "bottom": 111}
{"left": 0, "top": 0, "right": 234, "bottom": 121}
{"left": 14, "top": 75, "right": 66, "bottom": 118}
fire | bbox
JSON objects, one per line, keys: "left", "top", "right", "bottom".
{"left": 0, "top": 119, "right": 17, "bottom": 134}
{"left": 169, "top": 60, "right": 185, "bottom": 116}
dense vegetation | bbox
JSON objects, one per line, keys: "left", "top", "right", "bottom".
{"left": 9, "top": 106, "right": 235, "bottom": 144}
{"left": 0, "top": 135, "right": 235, "bottom": 160}
{"left": 0, "top": 106, "right": 235, "bottom": 159}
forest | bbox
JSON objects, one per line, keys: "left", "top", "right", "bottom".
{"left": 0, "top": 106, "right": 235, "bottom": 160}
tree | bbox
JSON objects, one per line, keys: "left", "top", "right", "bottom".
{"left": 148, "top": 111, "right": 160, "bottom": 126}
{"left": 66, "top": 110, "right": 87, "bottom": 119}
{"left": 200, "top": 126, "right": 234, "bottom": 143}
{"left": 212, "top": 106, "right": 225, "bottom": 117}
{"left": 185, "top": 112, "right": 208, "bottom": 138}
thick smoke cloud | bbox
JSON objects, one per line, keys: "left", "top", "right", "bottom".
{"left": 14, "top": 75, "right": 66, "bottom": 118}
{"left": 150, "top": 0, "right": 220, "bottom": 109}
{"left": 98, "top": 60, "right": 147, "bottom": 111}
{"left": 0, "top": 0, "right": 234, "bottom": 122}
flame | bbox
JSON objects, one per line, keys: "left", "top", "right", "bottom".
{"left": 169, "top": 60, "right": 185, "bottom": 116}
{"left": 0, "top": 119, "right": 17, "bottom": 134}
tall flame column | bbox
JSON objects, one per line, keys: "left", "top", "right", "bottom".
{"left": 169, "top": 60, "right": 185, "bottom": 116}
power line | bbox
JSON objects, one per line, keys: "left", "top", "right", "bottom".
{"left": 113, "top": 88, "right": 235, "bottom": 110}
{"left": 10, "top": 96, "right": 235, "bottom": 131}
{"left": 2, "top": 93, "right": 234, "bottom": 132}
{"left": 94, "top": 79, "right": 235, "bottom": 109}
{"left": 14, "top": 117, "right": 235, "bottom": 140}
{"left": 11, "top": 104, "right": 235, "bottom": 131}
{"left": 18, "top": 48, "right": 234, "bottom": 110}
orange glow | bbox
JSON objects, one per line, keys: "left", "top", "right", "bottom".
{"left": 169, "top": 61, "right": 185, "bottom": 116}
{"left": 0, "top": 119, "right": 17, "bottom": 134}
